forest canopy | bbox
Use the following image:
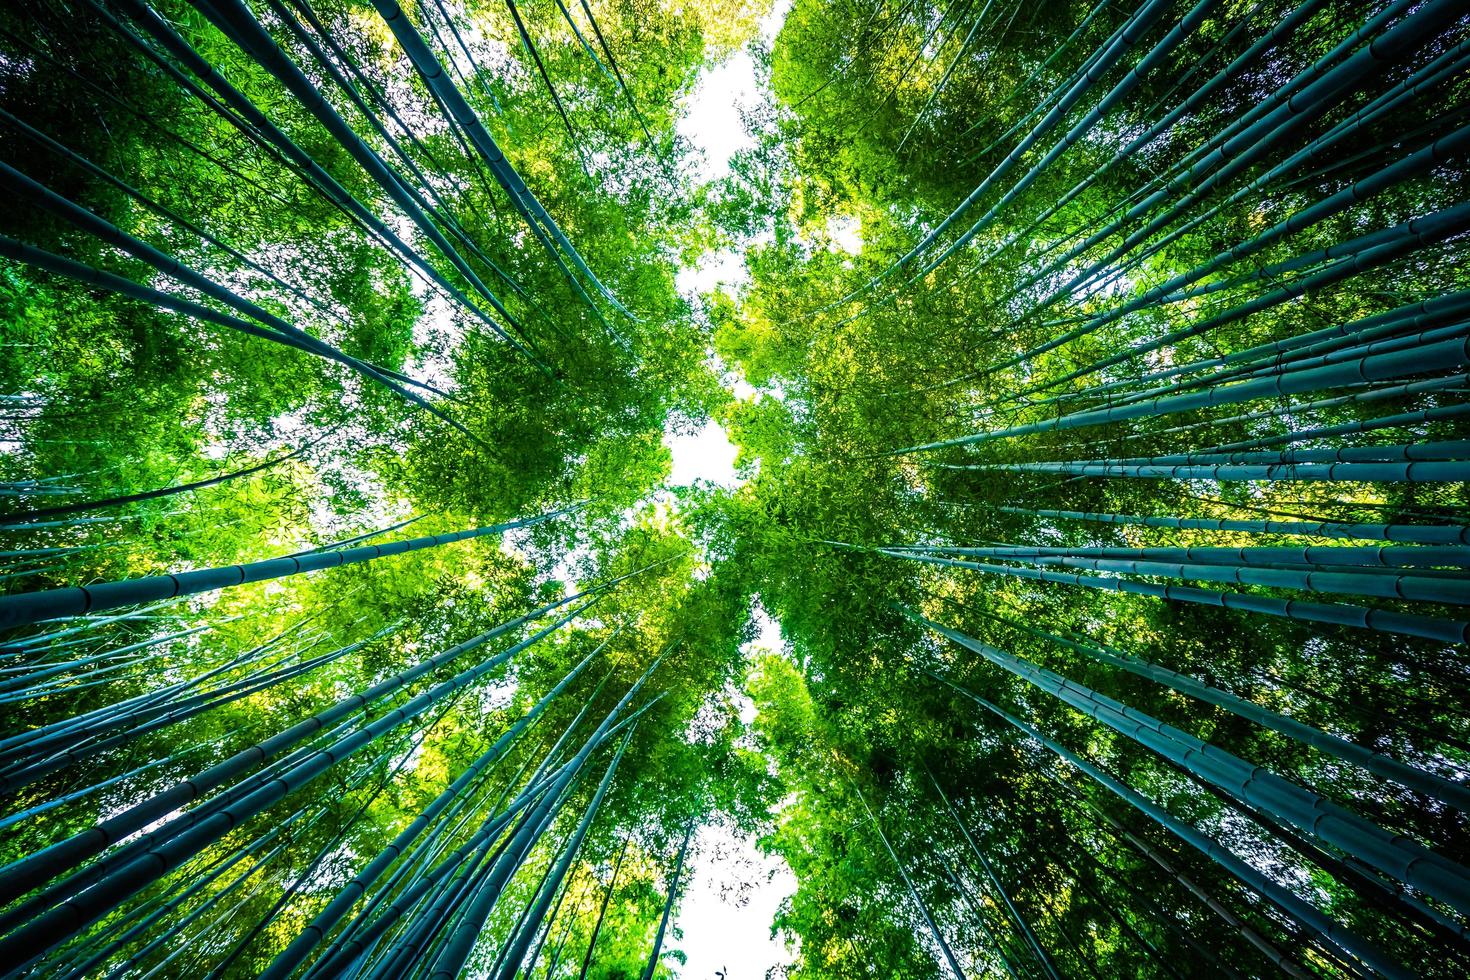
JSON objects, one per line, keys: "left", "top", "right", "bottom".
{"left": 1, "top": 0, "right": 1469, "bottom": 976}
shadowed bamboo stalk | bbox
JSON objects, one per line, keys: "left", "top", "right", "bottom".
{"left": 367, "top": 0, "right": 638, "bottom": 324}
{"left": 844, "top": 542, "right": 1470, "bottom": 643}
{"left": 903, "top": 608, "right": 1470, "bottom": 916}
{"left": 0, "top": 597, "right": 601, "bottom": 968}
{"left": 917, "top": 665, "right": 1411, "bottom": 979}
{"left": 965, "top": 608, "right": 1470, "bottom": 811}
{"left": 994, "top": 504, "right": 1470, "bottom": 545}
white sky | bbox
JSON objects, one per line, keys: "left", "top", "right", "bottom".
{"left": 675, "top": 248, "right": 751, "bottom": 300}
{"left": 671, "top": 606, "right": 795, "bottom": 979}
{"left": 659, "top": 10, "right": 801, "bottom": 976}
{"left": 676, "top": 0, "right": 791, "bottom": 181}
{"left": 665, "top": 420, "right": 742, "bottom": 487}
{"left": 671, "top": 822, "right": 797, "bottom": 980}
{"left": 827, "top": 214, "right": 862, "bottom": 255}
{"left": 678, "top": 53, "right": 760, "bottom": 183}
{"left": 667, "top": 0, "right": 795, "bottom": 490}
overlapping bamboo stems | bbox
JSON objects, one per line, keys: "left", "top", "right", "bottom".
{"left": 823, "top": 0, "right": 1176, "bottom": 310}
{"left": 877, "top": 0, "right": 1463, "bottom": 402}
{"left": 83, "top": 704, "right": 450, "bottom": 979}
{"left": 486, "top": 726, "right": 635, "bottom": 980}
{"left": 572, "top": 0, "right": 677, "bottom": 172}
{"left": 845, "top": 768, "right": 966, "bottom": 979}
{"left": 955, "top": 605, "right": 1470, "bottom": 811}
{"left": 911, "top": 0, "right": 1225, "bottom": 275}
{"left": 502, "top": 0, "right": 585, "bottom": 162}
{"left": 0, "top": 596, "right": 600, "bottom": 966}
{"left": 0, "top": 4, "right": 533, "bottom": 367}
{"left": 958, "top": 440, "right": 1470, "bottom": 470}
{"left": 904, "top": 608, "right": 1470, "bottom": 915}
{"left": 295, "top": 0, "right": 537, "bottom": 304}
{"left": 0, "top": 503, "right": 578, "bottom": 629}
{"left": 922, "top": 760, "right": 1059, "bottom": 979}
{"left": 0, "top": 234, "right": 436, "bottom": 405}
{"left": 333, "top": 761, "right": 539, "bottom": 974}
{"left": 1039, "top": 839, "right": 1181, "bottom": 973}
{"left": 950, "top": 0, "right": 1320, "bottom": 285}
{"left": 330, "top": 671, "right": 614, "bottom": 975}
{"left": 1006, "top": 202, "right": 1470, "bottom": 399}
{"left": 308, "top": 659, "right": 666, "bottom": 977}
{"left": 937, "top": 862, "right": 1022, "bottom": 978}
{"left": 1003, "top": 63, "right": 1470, "bottom": 379}
{"left": 888, "top": 325, "right": 1470, "bottom": 452}
{"left": 881, "top": 546, "right": 1470, "bottom": 643}
{"left": 1024, "top": 375, "right": 1467, "bottom": 462}
{"left": 0, "top": 625, "right": 389, "bottom": 793}
{"left": 269, "top": 0, "right": 535, "bottom": 293}
{"left": 522, "top": 847, "right": 580, "bottom": 978}
{"left": 1124, "top": 400, "right": 1470, "bottom": 460}
{"left": 1195, "top": 769, "right": 1470, "bottom": 953}
{"left": 484, "top": 839, "right": 570, "bottom": 977}
{"left": 996, "top": 117, "right": 1470, "bottom": 400}
{"left": 843, "top": 0, "right": 1411, "bottom": 337}
{"left": 993, "top": 503, "right": 1470, "bottom": 545}
{"left": 0, "top": 559, "right": 665, "bottom": 976}
{"left": 367, "top": 0, "right": 639, "bottom": 325}
{"left": 96, "top": 0, "right": 540, "bottom": 370}
{"left": 1057, "top": 33, "right": 1470, "bottom": 324}
{"left": 201, "top": 706, "right": 454, "bottom": 980}
{"left": 956, "top": 0, "right": 1115, "bottom": 144}
{"left": 0, "top": 106, "right": 353, "bottom": 330}
{"left": 401, "top": 0, "right": 628, "bottom": 351}
{"left": 0, "top": 729, "right": 229, "bottom": 836}
{"left": 0, "top": 582, "right": 612, "bottom": 921}
{"left": 190, "top": 0, "right": 539, "bottom": 352}
{"left": 1043, "top": 770, "right": 1309, "bottom": 977}
{"left": 917, "top": 665, "right": 1411, "bottom": 979}
{"left": 260, "top": 0, "right": 552, "bottom": 339}
{"left": 342, "top": 689, "right": 597, "bottom": 971}
{"left": 0, "top": 163, "right": 475, "bottom": 434}
{"left": 936, "top": 454, "right": 1470, "bottom": 483}
{"left": 40, "top": 701, "right": 414, "bottom": 975}
{"left": 426, "top": 649, "right": 669, "bottom": 978}
{"left": 261, "top": 631, "right": 618, "bottom": 979}
{"left": 988, "top": 0, "right": 1453, "bottom": 334}
{"left": 1029, "top": 291, "right": 1470, "bottom": 410}
{"left": 0, "top": 608, "right": 337, "bottom": 767}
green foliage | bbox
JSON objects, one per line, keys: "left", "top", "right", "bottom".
{"left": 2, "top": 0, "right": 1469, "bottom": 977}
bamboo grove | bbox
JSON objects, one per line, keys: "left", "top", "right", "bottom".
{"left": 0, "top": 0, "right": 1467, "bottom": 976}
